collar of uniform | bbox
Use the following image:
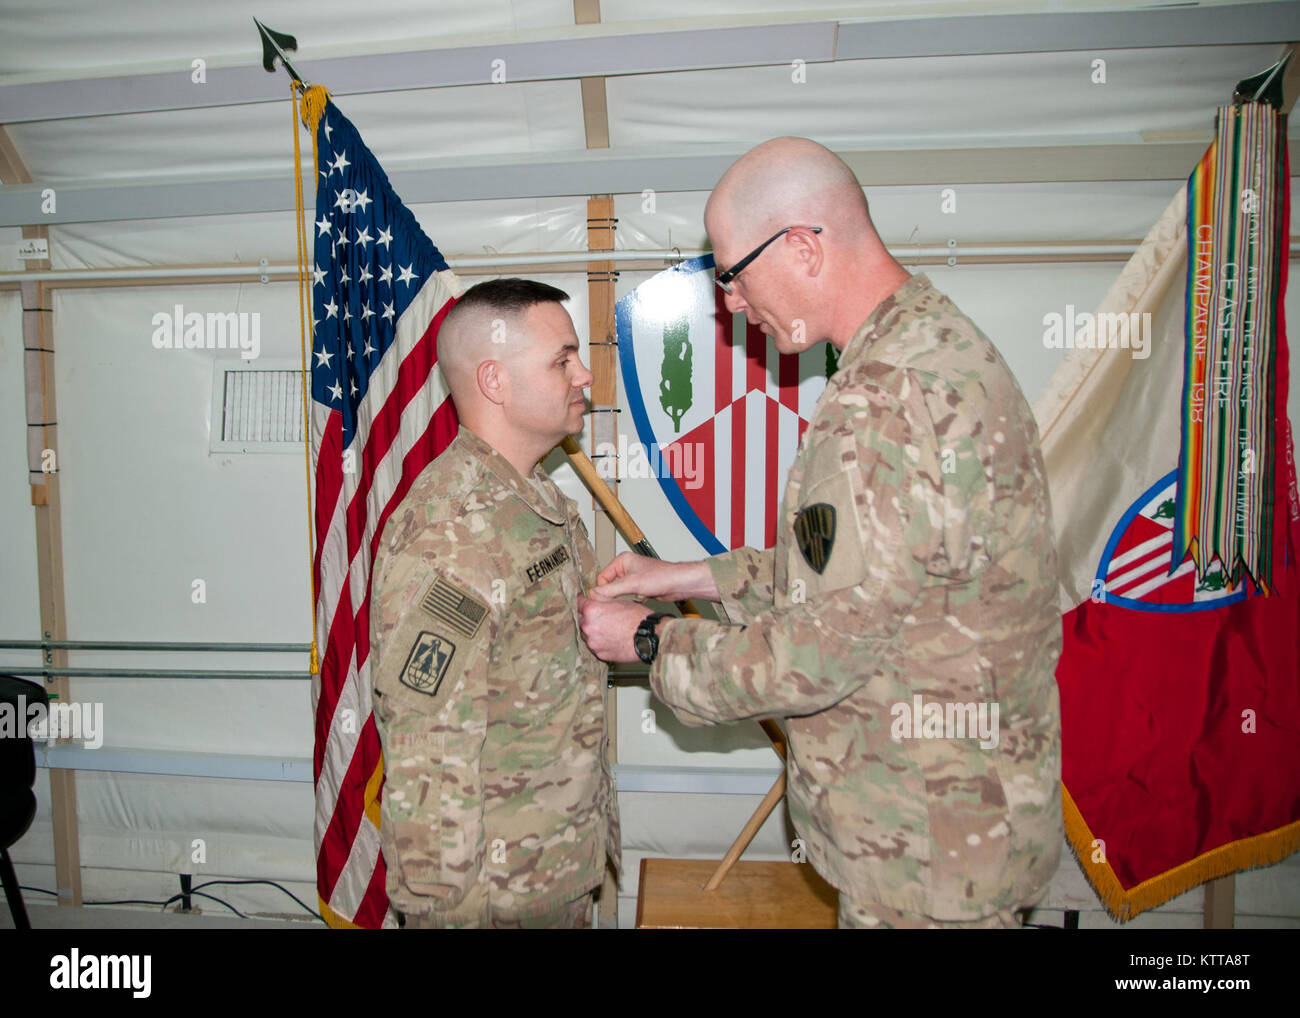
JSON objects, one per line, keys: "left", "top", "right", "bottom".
{"left": 453, "top": 425, "right": 567, "bottom": 525}
{"left": 837, "top": 272, "right": 932, "bottom": 369}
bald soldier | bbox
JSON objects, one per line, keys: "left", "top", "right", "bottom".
{"left": 578, "top": 138, "right": 1062, "bottom": 928}
{"left": 371, "top": 278, "right": 619, "bottom": 929}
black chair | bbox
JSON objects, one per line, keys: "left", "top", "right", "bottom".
{"left": 0, "top": 674, "right": 49, "bottom": 930}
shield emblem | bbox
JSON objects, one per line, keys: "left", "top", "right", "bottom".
{"left": 399, "top": 631, "right": 455, "bottom": 696}
{"left": 794, "top": 503, "right": 836, "bottom": 574}
{"left": 1096, "top": 470, "right": 1249, "bottom": 611}
{"left": 616, "top": 255, "right": 834, "bottom": 553}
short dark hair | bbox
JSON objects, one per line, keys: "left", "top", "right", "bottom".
{"left": 449, "top": 277, "right": 570, "bottom": 319}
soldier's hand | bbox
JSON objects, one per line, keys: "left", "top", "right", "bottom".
{"left": 595, "top": 553, "right": 719, "bottom": 602}
{"left": 577, "top": 594, "right": 644, "bottom": 663}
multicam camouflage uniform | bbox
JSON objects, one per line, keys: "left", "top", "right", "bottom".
{"left": 650, "top": 273, "right": 1062, "bottom": 926}
{"left": 370, "top": 426, "right": 620, "bottom": 928}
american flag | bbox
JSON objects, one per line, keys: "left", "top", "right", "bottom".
{"left": 306, "top": 96, "right": 463, "bottom": 928}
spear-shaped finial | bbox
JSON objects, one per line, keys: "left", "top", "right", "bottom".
{"left": 255, "top": 18, "right": 307, "bottom": 86}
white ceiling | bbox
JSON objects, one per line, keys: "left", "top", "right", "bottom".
{"left": 0, "top": 0, "right": 1296, "bottom": 242}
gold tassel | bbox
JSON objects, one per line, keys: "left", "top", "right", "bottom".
{"left": 299, "top": 84, "right": 332, "bottom": 137}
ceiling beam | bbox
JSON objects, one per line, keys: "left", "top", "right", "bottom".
{"left": 3, "top": 5, "right": 1299, "bottom": 125}
{"left": 835, "top": 3, "right": 1300, "bottom": 59}
{"left": 0, "top": 21, "right": 835, "bottom": 125}
{"left": 576, "top": 0, "right": 610, "bottom": 150}
{"left": 5, "top": 141, "right": 1296, "bottom": 228}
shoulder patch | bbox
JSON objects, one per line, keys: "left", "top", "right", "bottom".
{"left": 399, "top": 631, "right": 457, "bottom": 697}
{"left": 419, "top": 576, "right": 489, "bottom": 638}
{"left": 794, "top": 503, "right": 836, "bottom": 574}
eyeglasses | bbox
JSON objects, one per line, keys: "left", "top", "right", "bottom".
{"left": 714, "top": 226, "right": 822, "bottom": 294}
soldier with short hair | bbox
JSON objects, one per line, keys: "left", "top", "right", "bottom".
{"left": 371, "top": 277, "right": 619, "bottom": 928}
{"left": 578, "top": 138, "right": 1062, "bottom": 929}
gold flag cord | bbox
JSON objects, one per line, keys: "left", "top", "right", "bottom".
{"left": 292, "top": 82, "right": 331, "bottom": 676}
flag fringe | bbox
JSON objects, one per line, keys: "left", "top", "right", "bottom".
{"left": 1063, "top": 782, "right": 1300, "bottom": 921}
{"left": 318, "top": 894, "right": 361, "bottom": 929}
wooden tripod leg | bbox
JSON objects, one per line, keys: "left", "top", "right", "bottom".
{"left": 703, "top": 769, "right": 787, "bottom": 891}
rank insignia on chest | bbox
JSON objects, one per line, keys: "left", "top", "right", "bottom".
{"left": 399, "top": 631, "right": 456, "bottom": 697}
{"left": 794, "top": 503, "right": 836, "bottom": 574}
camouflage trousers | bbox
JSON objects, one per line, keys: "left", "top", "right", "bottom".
{"left": 403, "top": 885, "right": 596, "bottom": 930}
{"left": 838, "top": 899, "right": 1023, "bottom": 929}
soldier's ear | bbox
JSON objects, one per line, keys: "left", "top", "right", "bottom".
{"left": 477, "top": 359, "right": 506, "bottom": 405}
{"left": 790, "top": 227, "right": 824, "bottom": 278}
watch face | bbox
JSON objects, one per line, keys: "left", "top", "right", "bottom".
{"left": 634, "top": 631, "right": 655, "bottom": 664}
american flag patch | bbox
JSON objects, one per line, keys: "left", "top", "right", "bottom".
{"left": 420, "top": 577, "right": 488, "bottom": 638}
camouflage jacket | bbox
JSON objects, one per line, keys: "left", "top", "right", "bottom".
{"left": 370, "top": 426, "right": 620, "bottom": 920}
{"left": 650, "top": 273, "right": 1062, "bottom": 919}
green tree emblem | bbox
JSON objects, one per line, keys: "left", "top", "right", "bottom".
{"left": 660, "top": 314, "right": 693, "bottom": 433}
{"left": 1197, "top": 569, "right": 1228, "bottom": 592}
{"left": 1153, "top": 499, "right": 1176, "bottom": 521}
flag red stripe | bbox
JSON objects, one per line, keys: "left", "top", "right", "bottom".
{"left": 766, "top": 396, "right": 779, "bottom": 548}
{"left": 731, "top": 398, "right": 746, "bottom": 549}
{"left": 354, "top": 841, "right": 391, "bottom": 929}
{"left": 312, "top": 415, "right": 344, "bottom": 593}
{"left": 317, "top": 713, "right": 382, "bottom": 902}
{"left": 714, "top": 292, "right": 730, "bottom": 414}
{"left": 746, "top": 321, "right": 765, "bottom": 394}
{"left": 778, "top": 350, "right": 798, "bottom": 412}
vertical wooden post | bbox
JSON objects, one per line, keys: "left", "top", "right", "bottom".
{"left": 586, "top": 193, "right": 619, "bottom": 926}
{"left": 1203, "top": 875, "right": 1234, "bottom": 929}
{"left": 22, "top": 275, "right": 83, "bottom": 909}
{"left": 586, "top": 193, "right": 617, "bottom": 702}
{"left": 2, "top": 125, "right": 83, "bottom": 908}
{"left": 576, "top": 0, "right": 619, "bottom": 928}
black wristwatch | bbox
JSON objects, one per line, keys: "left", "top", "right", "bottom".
{"left": 633, "top": 612, "right": 671, "bottom": 665}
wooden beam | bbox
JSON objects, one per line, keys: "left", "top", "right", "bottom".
{"left": 1203, "top": 875, "right": 1235, "bottom": 928}
{"left": 0, "top": 127, "right": 32, "bottom": 185}
{"left": 575, "top": 1, "right": 610, "bottom": 150}
{"left": 579, "top": 77, "right": 610, "bottom": 150}
{"left": 577, "top": 7, "right": 618, "bottom": 921}
{"left": 3, "top": 125, "right": 83, "bottom": 909}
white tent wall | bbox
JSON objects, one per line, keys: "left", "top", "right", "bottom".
{"left": 2, "top": 0, "right": 1299, "bottom": 929}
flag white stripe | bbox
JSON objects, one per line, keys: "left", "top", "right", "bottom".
{"left": 714, "top": 404, "right": 731, "bottom": 549}
{"left": 1107, "top": 550, "right": 1176, "bottom": 594}
{"left": 1122, "top": 558, "right": 1198, "bottom": 600}
{"left": 1108, "top": 532, "right": 1173, "bottom": 573}
{"left": 745, "top": 391, "right": 766, "bottom": 549}
{"left": 327, "top": 812, "right": 381, "bottom": 926}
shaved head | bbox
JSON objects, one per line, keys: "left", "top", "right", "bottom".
{"left": 435, "top": 277, "right": 592, "bottom": 475}
{"left": 439, "top": 277, "right": 570, "bottom": 403}
{"left": 705, "top": 137, "right": 874, "bottom": 249}
{"left": 703, "top": 137, "right": 908, "bottom": 352}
